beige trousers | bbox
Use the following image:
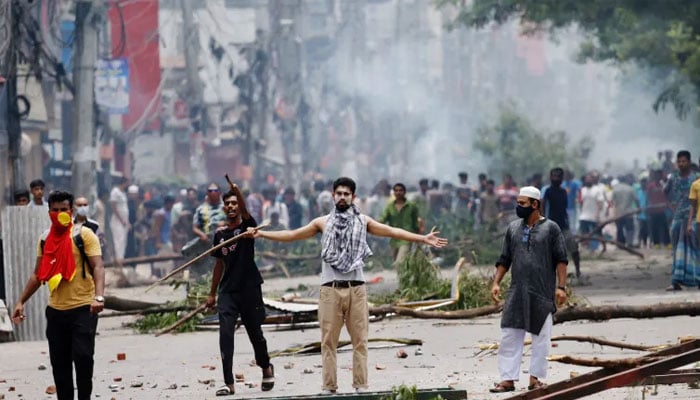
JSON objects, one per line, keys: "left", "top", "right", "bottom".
{"left": 318, "top": 284, "right": 369, "bottom": 391}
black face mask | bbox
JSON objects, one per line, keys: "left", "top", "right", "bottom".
{"left": 551, "top": 179, "right": 562, "bottom": 187}
{"left": 516, "top": 205, "right": 535, "bottom": 220}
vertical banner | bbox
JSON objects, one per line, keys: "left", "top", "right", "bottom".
{"left": 95, "top": 58, "right": 129, "bottom": 114}
{"left": 108, "top": 1, "right": 161, "bottom": 131}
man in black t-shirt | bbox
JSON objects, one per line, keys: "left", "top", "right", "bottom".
{"left": 206, "top": 188, "right": 274, "bottom": 396}
{"left": 542, "top": 168, "right": 581, "bottom": 278}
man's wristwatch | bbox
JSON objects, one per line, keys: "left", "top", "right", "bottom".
{"left": 94, "top": 295, "right": 105, "bottom": 303}
{"left": 557, "top": 286, "right": 567, "bottom": 291}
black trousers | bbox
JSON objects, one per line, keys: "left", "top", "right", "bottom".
{"left": 46, "top": 305, "right": 98, "bottom": 400}
{"left": 648, "top": 212, "right": 670, "bottom": 245}
{"left": 218, "top": 286, "right": 270, "bottom": 385}
{"left": 615, "top": 216, "right": 635, "bottom": 246}
{"left": 638, "top": 218, "right": 649, "bottom": 246}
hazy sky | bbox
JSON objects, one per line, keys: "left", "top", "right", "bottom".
{"left": 319, "top": 3, "right": 699, "bottom": 185}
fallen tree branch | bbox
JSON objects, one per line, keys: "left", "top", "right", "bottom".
{"left": 369, "top": 304, "right": 502, "bottom": 319}
{"left": 270, "top": 338, "right": 423, "bottom": 358}
{"left": 477, "top": 335, "right": 663, "bottom": 352}
{"left": 104, "top": 296, "right": 161, "bottom": 311}
{"left": 101, "top": 305, "right": 196, "bottom": 318}
{"left": 547, "top": 354, "right": 663, "bottom": 368}
{"left": 155, "top": 303, "right": 209, "bottom": 337}
{"left": 573, "top": 234, "right": 644, "bottom": 258}
{"left": 549, "top": 335, "right": 660, "bottom": 351}
{"left": 591, "top": 206, "right": 664, "bottom": 235}
{"left": 553, "top": 301, "right": 700, "bottom": 324}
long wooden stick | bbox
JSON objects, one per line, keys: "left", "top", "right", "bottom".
{"left": 225, "top": 174, "right": 237, "bottom": 191}
{"left": 573, "top": 234, "right": 644, "bottom": 258}
{"left": 155, "top": 302, "right": 208, "bottom": 337}
{"left": 270, "top": 338, "right": 423, "bottom": 358}
{"left": 369, "top": 303, "right": 503, "bottom": 319}
{"left": 145, "top": 223, "right": 269, "bottom": 292}
{"left": 547, "top": 354, "right": 663, "bottom": 368}
{"left": 549, "top": 335, "right": 658, "bottom": 351}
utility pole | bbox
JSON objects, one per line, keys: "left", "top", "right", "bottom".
{"left": 180, "top": 0, "right": 206, "bottom": 183}
{"left": 72, "top": 1, "right": 100, "bottom": 198}
{"left": 1, "top": 1, "right": 24, "bottom": 204}
{"left": 0, "top": 0, "right": 11, "bottom": 212}
{"left": 269, "top": 0, "right": 303, "bottom": 185}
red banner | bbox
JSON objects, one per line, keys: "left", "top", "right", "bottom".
{"left": 109, "top": 0, "right": 161, "bottom": 131}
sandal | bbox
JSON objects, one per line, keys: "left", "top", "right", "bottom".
{"left": 527, "top": 380, "right": 546, "bottom": 390}
{"left": 216, "top": 384, "right": 235, "bottom": 396}
{"left": 489, "top": 382, "right": 515, "bottom": 393}
{"left": 261, "top": 363, "right": 275, "bottom": 391}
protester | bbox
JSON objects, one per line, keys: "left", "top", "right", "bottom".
{"left": 12, "top": 190, "right": 104, "bottom": 400}
{"left": 29, "top": 178, "right": 48, "bottom": 209}
{"left": 611, "top": 175, "right": 639, "bottom": 247}
{"left": 14, "top": 188, "right": 30, "bottom": 206}
{"left": 665, "top": 151, "right": 700, "bottom": 290}
{"left": 193, "top": 183, "right": 226, "bottom": 243}
{"left": 489, "top": 186, "right": 568, "bottom": 393}
{"left": 207, "top": 187, "right": 274, "bottom": 396}
{"left": 109, "top": 177, "right": 130, "bottom": 260}
{"left": 578, "top": 174, "right": 605, "bottom": 252}
{"left": 689, "top": 170, "right": 700, "bottom": 288}
{"left": 542, "top": 168, "right": 581, "bottom": 279}
{"left": 378, "top": 182, "right": 421, "bottom": 266}
{"left": 252, "top": 177, "right": 447, "bottom": 393}
{"left": 646, "top": 169, "right": 671, "bottom": 247}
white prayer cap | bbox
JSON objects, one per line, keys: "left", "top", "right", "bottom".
{"left": 179, "top": 188, "right": 188, "bottom": 197}
{"left": 519, "top": 186, "right": 541, "bottom": 200}
{"left": 127, "top": 185, "right": 139, "bottom": 194}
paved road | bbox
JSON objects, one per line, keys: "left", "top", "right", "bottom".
{"left": 1, "top": 250, "right": 699, "bottom": 399}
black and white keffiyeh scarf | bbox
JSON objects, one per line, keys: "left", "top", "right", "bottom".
{"left": 321, "top": 204, "right": 373, "bottom": 273}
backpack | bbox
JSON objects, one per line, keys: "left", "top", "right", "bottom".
{"left": 40, "top": 227, "right": 93, "bottom": 279}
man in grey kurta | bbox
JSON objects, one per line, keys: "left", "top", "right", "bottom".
{"left": 489, "top": 186, "right": 569, "bottom": 393}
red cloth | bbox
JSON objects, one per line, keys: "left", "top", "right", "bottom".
{"left": 37, "top": 212, "right": 76, "bottom": 291}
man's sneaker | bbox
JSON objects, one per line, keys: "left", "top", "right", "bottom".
{"left": 355, "top": 387, "right": 368, "bottom": 393}
{"left": 321, "top": 389, "right": 336, "bottom": 395}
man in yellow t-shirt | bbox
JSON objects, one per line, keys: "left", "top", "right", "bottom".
{"left": 12, "top": 190, "right": 104, "bottom": 400}
{"left": 690, "top": 177, "right": 700, "bottom": 250}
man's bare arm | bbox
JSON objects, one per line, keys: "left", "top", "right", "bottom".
{"left": 366, "top": 216, "right": 447, "bottom": 247}
{"left": 11, "top": 257, "right": 42, "bottom": 323}
{"left": 254, "top": 217, "right": 325, "bottom": 242}
{"left": 89, "top": 255, "right": 105, "bottom": 298}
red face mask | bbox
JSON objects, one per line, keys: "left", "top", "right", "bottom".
{"left": 49, "top": 211, "right": 73, "bottom": 232}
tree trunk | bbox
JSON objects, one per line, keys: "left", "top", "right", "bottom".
{"left": 369, "top": 304, "right": 502, "bottom": 319}
{"left": 553, "top": 302, "right": 700, "bottom": 324}
{"left": 104, "top": 296, "right": 161, "bottom": 311}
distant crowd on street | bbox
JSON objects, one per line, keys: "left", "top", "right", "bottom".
{"left": 8, "top": 148, "right": 700, "bottom": 291}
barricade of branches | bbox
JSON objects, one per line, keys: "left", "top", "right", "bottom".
{"left": 372, "top": 248, "right": 510, "bottom": 311}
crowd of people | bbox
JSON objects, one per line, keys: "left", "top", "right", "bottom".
{"left": 6, "top": 148, "right": 700, "bottom": 398}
